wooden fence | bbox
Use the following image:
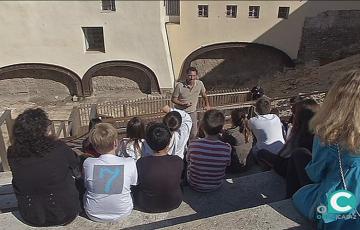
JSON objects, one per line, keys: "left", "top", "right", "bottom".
{"left": 0, "top": 110, "right": 79, "bottom": 172}
{"left": 77, "top": 89, "right": 251, "bottom": 128}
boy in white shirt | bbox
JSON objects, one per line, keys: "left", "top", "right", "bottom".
{"left": 142, "top": 105, "right": 192, "bottom": 159}
{"left": 83, "top": 123, "right": 137, "bottom": 222}
{"left": 247, "top": 98, "right": 285, "bottom": 161}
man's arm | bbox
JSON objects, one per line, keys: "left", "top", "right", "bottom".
{"left": 171, "top": 83, "right": 191, "bottom": 107}
{"left": 171, "top": 97, "right": 191, "bottom": 107}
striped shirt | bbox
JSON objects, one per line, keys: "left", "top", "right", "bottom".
{"left": 187, "top": 138, "right": 231, "bottom": 192}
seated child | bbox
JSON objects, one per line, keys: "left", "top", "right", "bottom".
{"left": 142, "top": 106, "right": 192, "bottom": 159}
{"left": 82, "top": 118, "right": 102, "bottom": 158}
{"left": 133, "top": 123, "right": 183, "bottom": 213}
{"left": 222, "top": 109, "right": 247, "bottom": 172}
{"left": 118, "top": 117, "right": 145, "bottom": 161}
{"left": 162, "top": 105, "right": 192, "bottom": 159}
{"left": 83, "top": 123, "right": 137, "bottom": 222}
{"left": 247, "top": 98, "right": 285, "bottom": 162}
{"left": 187, "top": 109, "right": 231, "bottom": 192}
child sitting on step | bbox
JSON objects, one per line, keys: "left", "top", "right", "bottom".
{"left": 83, "top": 123, "right": 137, "bottom": 222}
{"left": 118, "top": 117, "right": 145, "bottom": 161}
{"left": 187, "top": 109, "right": 231, "bottom": 192}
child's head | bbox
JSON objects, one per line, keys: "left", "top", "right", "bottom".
{"left": 255, "top": 98, "right": 271, "bottom": 115}
{"left": 145, "top": 123, "right": 171, "bottom": 152}
{"left": 126, "top": 117, "right": 145, "bottom": 140}
{"left": 163, "top": 111, "right": 182, "bottom": 132}
{"left": 293, "top": 99, "right": 318, "bottom": 135}
{"left": 88, "top": 118, "right": 102, "bottom": 132}
{"left": 310, "top": 69, "right": 360, "bottom": 152}
{"left": 201, "top": 109, "right": 225, "bottom": 136}
{"left": 89, "top": 123, "right": 118, "bottom": 154}
{"left": 230, "top": 109, "right": 245, "bottom": 127}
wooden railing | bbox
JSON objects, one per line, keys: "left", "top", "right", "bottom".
{"left": 0, "top": 110, "right": 13, "bottom": 172}
{"left": 0, "top": 110, "right": 80, "bottom": 172}
{"left": 77, "top": 89, "right": 251, "bottom": 129}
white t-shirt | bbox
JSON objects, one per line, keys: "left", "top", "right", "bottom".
{"left": 83, "top": 154, "right": 138, "bottom": 222}
{"left": 118, "top": 138, "right": 145, "bottom": 161}
{"left": 142, "top": 108, "right": 192, "bottom": 159}
{"left": 249, "top": 114, "right": 285, "bottom": 154}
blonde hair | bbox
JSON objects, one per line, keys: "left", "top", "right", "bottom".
{"left": 310, "top": 69, "right": 360, "bottom": 153}
{"left": 89, "top": 123, "right": 118, "bottom": 153}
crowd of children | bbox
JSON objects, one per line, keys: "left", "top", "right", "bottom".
{"left": 6, "top": 69, "right": 360, "bottom": 229}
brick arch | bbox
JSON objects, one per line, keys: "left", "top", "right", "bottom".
{"left": 179, "top": 42, "right": 295, "bottom": 80}
{"left": 82, "top": 61, "right": 160, "bottom": 96}
{"left": 0, "top": 63, "right": 83, "bottom": 96}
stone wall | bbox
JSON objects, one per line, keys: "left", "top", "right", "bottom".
{"left": 191, "top": 46, "right": 292, "bottom": 91}
{"left": 298, "top": 10, "right": 360, "bottom": 65}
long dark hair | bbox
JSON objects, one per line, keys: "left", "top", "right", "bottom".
{"left": 290, "top": 99, "right": 319, "bottom": 149}
{"left": 231, "top": 109, "right": 246, "bottom": 133}
{"left": 126, "top": 117, "right": 145, "bottom": 155}
{"left": 8, "top": 108, "right": 55, "bottom": 158}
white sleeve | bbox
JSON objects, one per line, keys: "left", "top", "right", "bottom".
{"left": 171, "top": 108, "right": 192, "bottom": 159}
{"left": 131, "top": 160, "right": 138, "bottom": 186}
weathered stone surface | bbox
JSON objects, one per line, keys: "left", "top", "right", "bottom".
{"left": 298, "top": 10, "right": 360, "bottom": 65}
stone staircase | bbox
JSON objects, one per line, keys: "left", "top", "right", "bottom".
{"left": 0, "top": 170, "right": 314, "bottom": 229}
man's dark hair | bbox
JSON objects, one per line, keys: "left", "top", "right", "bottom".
{"left": 255, "top": 98, "right": 271, "bottom": 115}
{"left": 186, "top": 66, "right": 198, "bottom": 75}
{"left": 145, "top": 123, "right": 171, "bottom": 152}
{"left": 201, "top": 109, "right": 225, "bottom": 135}
{"left": 163, "top": 111, "right": 182, "bottom": 132}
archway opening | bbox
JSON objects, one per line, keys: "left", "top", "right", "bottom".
{"left": 0, "top": 64, "right": 83, "bottom": 97}
{"left": 180, "top": 43, "right": 294, "bottom": 91}
{"left": 82, "top": 61, "right": 160, "bottom": 96}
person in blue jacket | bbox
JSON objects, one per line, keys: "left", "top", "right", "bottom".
{"left": 293, "top": 69, "right": 360, "bottom": 229}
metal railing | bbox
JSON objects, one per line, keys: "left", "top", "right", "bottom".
{"left": 164, "top": 0, "right": 180, "bottom": 16}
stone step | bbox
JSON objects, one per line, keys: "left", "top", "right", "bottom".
{"left": 0, "top": 199, "right": 312, "bottom": 229}
{"left": 0, "top": 170, "right": 286, "bottom": 213}
{"left": 0, "top": 171, "right": 299, "bottom": 229}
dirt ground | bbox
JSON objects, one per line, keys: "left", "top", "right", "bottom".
{"left": 0, "top": 54, "right": 359, "bottom": 121}
{"left": 0, "top": 76, "right": 150, "bottom": 120}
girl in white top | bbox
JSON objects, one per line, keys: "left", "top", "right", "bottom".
{"left": 118, "top": 117, "right": 145, "bottom": 161}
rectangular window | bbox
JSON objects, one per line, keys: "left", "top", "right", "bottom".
{"left": 226, "top": 5, "right": 237, "bottom": 18}
{"left": 198, "top": 5, "right": 208, "bottom": 17}
{"left": 278, "top": 7, "right": 290, "bottom": 19}
{"left": 102, "top": 0, "right": 116, "bottom": 11}
{"left": 82, "top": 27, "right": 105, "bottom": 52}
{"left": 249, "top": 6, "right": 260, "bottom": 18}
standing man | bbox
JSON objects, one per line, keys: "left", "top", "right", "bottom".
{"left": 172, "top": 67, "right": 210, "bottom": 139}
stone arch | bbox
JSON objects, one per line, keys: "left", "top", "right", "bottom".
{"left": 0, "top": 63, "right": 83, "bottom": 96}
{"left": 179, "top": 42, "right": 295, "bottom": 80}
{"left": 82, "top": 61, "right": 160, "bottom": 96}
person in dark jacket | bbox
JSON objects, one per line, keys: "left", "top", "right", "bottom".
{"left": 7, "top": 108, "right": 80, "bottom": 227}
{"left": 132, "top": 123, "right": 183, "bottom": 213}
